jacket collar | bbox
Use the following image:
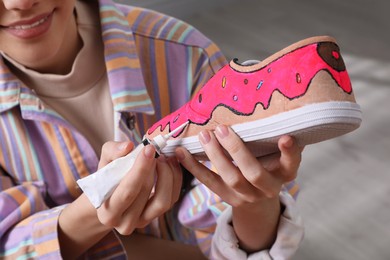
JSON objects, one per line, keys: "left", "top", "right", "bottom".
{"left": 0, "top": 57, "right": 21, "bottom": 113}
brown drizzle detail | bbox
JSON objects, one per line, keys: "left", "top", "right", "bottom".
{"left": 198, "top": 93, "right": 203, "bottom": 103}
{"left": 317, "top": 42, "right": 346, "bottom": 72}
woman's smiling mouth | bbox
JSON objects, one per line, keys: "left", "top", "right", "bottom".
{"left": 3, "top": 12, "right": 53, "bottom": 39}
{"left": 8, "top": 16, "right": 49, "bottom": 30}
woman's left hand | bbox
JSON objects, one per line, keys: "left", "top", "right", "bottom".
{"left": 175, "top": 124, "right": 304, "bottom": 252}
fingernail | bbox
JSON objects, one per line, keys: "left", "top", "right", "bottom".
{"left": 284, "top": 136, "right": 294, "bottom": 148}
{"left": 118, "top": 142, "right": 128, "bottom": 150}
{"left": 216, "top": 125, "right": 229, "bottom": 139}
{"left": 175, "top": 148, "right": 185, "bottom": 161}
{"left": 144, "top": 145, "right": 156, "bottom": 158}
{"left": 199, "top": 130, "right": 211, "bottom": 144}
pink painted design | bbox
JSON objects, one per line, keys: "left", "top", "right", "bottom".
{"left": 148, "top": 41, "right": 352, "bottom": 137}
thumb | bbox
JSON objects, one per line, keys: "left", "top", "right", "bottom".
{"left": 98, "top": 141, "right": 134, "bottom": 169}
{"left": 278, "top": 136, "right": 304, "bottom": 182}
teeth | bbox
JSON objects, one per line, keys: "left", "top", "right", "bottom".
{"left": 10, "top": 16, "right": 47, "bottom": 30}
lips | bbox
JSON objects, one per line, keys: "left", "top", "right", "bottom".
{"left": 2, "top": 12, "right": 53, "bottom": 39}
{"left": 8, "top": 16, "right": 48, "bottom": 30}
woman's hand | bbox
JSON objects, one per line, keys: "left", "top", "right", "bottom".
{"left": 175, "top": 125, "right": 303, "bottom": 252}
{"left": 96, "top": 141, "right": 183, "bottom": 235}
{"left": 59, "top": 141, "right": 183, "bottom": 259}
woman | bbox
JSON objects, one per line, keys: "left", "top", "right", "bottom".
{"left": 0, "top": 0, "right": 304, "bottom": 258}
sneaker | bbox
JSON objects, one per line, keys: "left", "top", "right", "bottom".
{"left": 145, "top": 36, "right": 362, "bottom": 160}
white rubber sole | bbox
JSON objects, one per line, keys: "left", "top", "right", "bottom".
{"left": 161, "top": 101, "right": 362, "bottom": 158}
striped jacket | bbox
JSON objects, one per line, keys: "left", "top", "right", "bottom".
{"left": 0, "top": 0, "right": 299, "bottom": 259}
{"left": 0, "top": 0, "right": 226, "bottom": 258}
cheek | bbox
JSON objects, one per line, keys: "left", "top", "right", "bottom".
{"left": 59, "top": 0, "right": 77, "bottom": 22}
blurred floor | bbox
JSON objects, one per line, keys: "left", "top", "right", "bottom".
{"left": 120, "top": 0, "right": 390, "bottom": 259}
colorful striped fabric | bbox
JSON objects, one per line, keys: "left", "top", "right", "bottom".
{"left": 0, "top": 0, "right": 299, "bottom": 258}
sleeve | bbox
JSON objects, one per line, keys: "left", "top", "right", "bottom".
{"left": 0, "top": 170, "right": 126, "bottom": 259}
{"left": 0, "top": 170, "right": 63, "bottom": 259}
{"left": 210, "top": 190, "right": 304, "bottom": 260}
{"left": 178, "top": 179, "right": 304, "bottom": 259}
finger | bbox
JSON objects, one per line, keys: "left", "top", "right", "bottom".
{"left": 138, "top": 157, "right": 175, "bottom": 226}
{"left": 98, "top": 141, "right": 134, "bottom": 169}
{"left": 115, "top": 175, "right": 155, "bottom": 235}
{"left": 98, "top": 145, "right": 157, "bottom": 226}
{"left": 277, "top": 136, "right": 304, "bottom": 183}
{"left": 167, "top": 157, "right": 183, "bottom": 204}
{"left": 257, "top": 152, "right": 281, "bottom": 173}
{"left": 175, "top": 147, "right": 229, "bottom": 198}
{"left": 198, "top": 129, "right": 256, "bottom": 196}
{"left": 214, "top": 125, "right": 281, "bottom": 198}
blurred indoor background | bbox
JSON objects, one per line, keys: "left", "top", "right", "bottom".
{"left": 116, "top": 0, "right": 390, "bottom": 259}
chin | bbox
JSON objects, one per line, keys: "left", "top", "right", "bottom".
{"left": 17, "top": 45, "right": 59, "bottom": 72}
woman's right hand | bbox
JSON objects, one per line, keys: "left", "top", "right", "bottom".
{"left": 96, "top": 141, "right": 183, "bottom": 235}
{"left": 58, "top": 141, "right": 183, "bottom": 258}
